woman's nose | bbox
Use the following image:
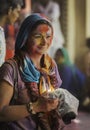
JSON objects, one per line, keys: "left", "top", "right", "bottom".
{"left": 41, "top": 36, "right": 47, "bottom": 45}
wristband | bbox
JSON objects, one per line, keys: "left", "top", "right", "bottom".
{"left": 26, "top": 102, "right": 36, "bottom": 114}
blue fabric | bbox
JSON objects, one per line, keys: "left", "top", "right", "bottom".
{"left": 58, "top": 64, "right": 86, "bottom": 98}
{"left": 58, "top": 64, "right": 73, "bottom": 90}
{"left": 20, "top": 56, "right": 40, "bottom": 83}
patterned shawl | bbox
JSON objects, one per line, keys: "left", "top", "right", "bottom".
{"left": 20, "top": 54, "right": 58, "bottom": 97}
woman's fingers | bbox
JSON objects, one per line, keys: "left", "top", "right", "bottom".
{"left": 46, "top": 98, "right": 59, "bottom": 111}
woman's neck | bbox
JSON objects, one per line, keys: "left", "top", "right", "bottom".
{"left": 26, "top": 53, "right": 42, "bottom": 69}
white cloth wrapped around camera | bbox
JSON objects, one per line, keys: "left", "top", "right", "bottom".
{"left": 48, "top": 88, "right": 79, "bottom": 118}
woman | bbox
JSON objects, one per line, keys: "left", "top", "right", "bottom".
{"left": 0, "top": 0, "right": 23, "bottom": 66}
{"left": 0, "top": 14, "right": 61, "bottom": 130}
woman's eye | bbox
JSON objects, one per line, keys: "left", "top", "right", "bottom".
{"left": 34, "top": 34, "right": 41, "bottom": 38}
{"left": 46, "top": 35, "right": 51, "bottom": 38}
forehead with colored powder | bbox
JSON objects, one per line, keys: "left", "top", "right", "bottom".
{"left": 35, "top": 24, "right": 53, "bottom": 34}
{"left": 38, "top": 24, "right": 49, "bottom": 31}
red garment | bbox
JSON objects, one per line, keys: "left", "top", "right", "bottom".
{"left": 7, "top": 25, "right": 15, "bottom": 37}
{"left": 5, "top": 24, "right": 15, "bottom": 60}
{"left": 5, "top": 49, "right": 14, "bottom": 60}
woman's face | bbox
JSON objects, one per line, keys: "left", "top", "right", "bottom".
{"left": 8, "top": 5, "right": 21, "bottom": 24}
{"left": 27, "top": 23, "right": 53, "bottom": 55}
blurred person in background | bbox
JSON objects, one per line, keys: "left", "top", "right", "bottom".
{"left": 4, "top": 17, "right": 23, "bottom": 61}
{"left": 32, "top": 0, "right": 65, "bottom": 58}
{"left": 54, "top": 47, "right": 85, "bottom": 100}
{"left": 5, "top": 24, "right": 16, "bottom": 60}
{"left": 0, "top": 0, "right": 23, "bottom": 66}
{"left": 78, "top": 38, "right": 90, "bottom": 112}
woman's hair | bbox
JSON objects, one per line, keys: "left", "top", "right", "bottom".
{"left": 0, "top": 0, "right": 23, "bottom": 16}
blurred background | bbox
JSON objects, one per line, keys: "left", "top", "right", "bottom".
{"left": 17, "top": 0, "right": 90, "bottom": 63}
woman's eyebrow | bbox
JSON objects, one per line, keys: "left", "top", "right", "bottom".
{"left": 32, "top": 32, "right": 41, "bottom": 35}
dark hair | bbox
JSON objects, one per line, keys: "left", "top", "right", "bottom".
{"left": 0, "top": 0, "right": 23, "bottom": 16}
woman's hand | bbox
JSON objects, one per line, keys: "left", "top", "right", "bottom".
{"left": 32, "top": 98, "right": 59, "bottom": 113}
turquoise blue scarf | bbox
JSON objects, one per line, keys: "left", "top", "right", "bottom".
{"left": 20, "top": 56, "right": 40, "bottom": 83}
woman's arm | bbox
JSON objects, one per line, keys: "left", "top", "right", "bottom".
{"left": 0, "top": 80, "right": 29, "bottom": 121}
{"left": 0, "top": 80, "right": 59, "bottom": 122}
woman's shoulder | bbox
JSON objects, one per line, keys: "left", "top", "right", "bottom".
{"left": 0, "top": 58, "right": 18, "bottom": 86}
